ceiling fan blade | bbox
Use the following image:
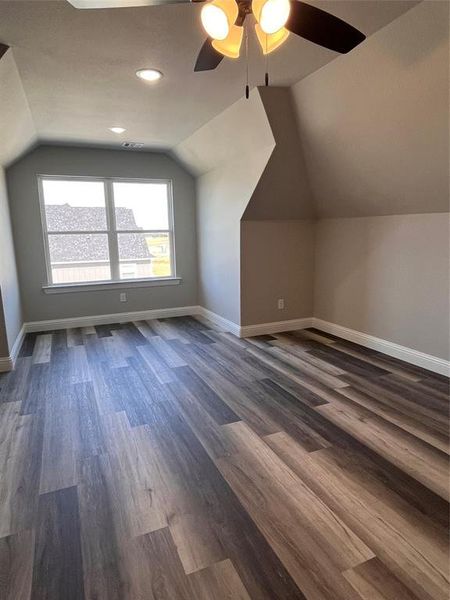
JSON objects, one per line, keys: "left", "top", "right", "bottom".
{"left": 66, "top": 0, "right": 198, "bottom": 9}
{"left": 194, "top": 39, "right": 224, "bottom": 72}
{"left": 286, "top": 1, "right": 366, "bottom": 53}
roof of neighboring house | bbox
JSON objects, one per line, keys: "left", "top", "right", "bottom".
{"left": 46, "top": 204, "right": 150, "bottom": 263}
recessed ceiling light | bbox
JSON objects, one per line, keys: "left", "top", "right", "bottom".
{"left": 109, "top": 127, "right": 126, "bottom": 134}
{"left": 136, "top": 68, "right": 163, "bottom": 83}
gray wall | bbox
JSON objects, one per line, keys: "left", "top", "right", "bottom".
{"left": 6, "top": 145, "right": 198, "bottom": 322}
{"left": 241, "top": 220, "right": 314, "bottom": 325}
{"left": 314, "top": 214, "right": 450, "bottom": 360}
{"left": 292, "top": 0, "right": 449, "bottom": 218}
{"left": 0, "top": 169, "right": 23, "bottom": 354}
{"left": 175, "top": 90, "right": 275, "bottom": 325}
{"left": 243, "top": 87, "right": 314, "bottom": 220}
{"left": 0, "top": 48, "right": 36, "bottom": 357}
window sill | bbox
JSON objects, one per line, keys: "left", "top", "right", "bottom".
{"left": 42, "top": 277, "right": 182, "bottom": 294}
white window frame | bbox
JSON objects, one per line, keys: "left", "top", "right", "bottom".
{"left": 38, "top": 174, "right": 180, "bottom": 292}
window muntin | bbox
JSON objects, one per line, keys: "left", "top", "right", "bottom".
{"left": 39, "top": 177, "right": 174, "bottom": 285}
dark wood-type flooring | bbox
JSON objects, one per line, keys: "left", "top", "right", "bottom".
{"left": 0, "top": 316, "right": 448, "bottom": 599}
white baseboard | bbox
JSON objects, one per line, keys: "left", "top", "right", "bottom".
{"left": 240, "top": 317, "right": 314, "bottom": 338}
{"left": 0, "top": 356, "right": 13, "bottom": 373}
{"left": 5, "top": 306, "right": 447, "bottom": 378}
{"left": 195, "top": 308, "right": 313, "bottom": 339}
{"left": 24, "top": 306, "right": 199, "bottom": 333}
{"left": 196, "top": 306, "right": 241, "bottom": 337}
{"left": 0, "top": 325, "right": 26, "bottom": 373}
{"left": 312, "top": 318, "right": 450, "bottom": 377}
{"left": 10, "top": 325, "right": 25, "bottom": 366}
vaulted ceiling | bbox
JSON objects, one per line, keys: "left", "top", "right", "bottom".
{"left": 0, "top": 0, "right": 418, "bottom": 155}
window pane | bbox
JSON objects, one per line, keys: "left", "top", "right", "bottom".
{"left": 48, "top": 234, "right": 111, "bottom": 284}
{"left": 42, "top": 179, "right": 107, "bottom": 232}
{"left": 118, "top": 232, "right": 171, "bottom": 279}
{"left": 113, "top": 181, "right": 169, "bottom": 230}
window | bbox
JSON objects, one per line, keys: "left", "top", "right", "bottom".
{"left": 39, "top": 176, "right": 175, "bottom": 286}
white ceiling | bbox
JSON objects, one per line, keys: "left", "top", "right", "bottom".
{"left": 0, "top": 0, "right": 419, "bottom": 150}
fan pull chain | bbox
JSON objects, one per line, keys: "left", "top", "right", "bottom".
{"left": 245, "top": 24, "right": 249, "bottom": 99}
{"left": 265, "top": 35, "right": 269, "bottom": 86}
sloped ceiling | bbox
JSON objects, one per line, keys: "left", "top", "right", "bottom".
{"left": 243, "top": 86, "right": 314, "bottom": 219}
{"left": 0, "top": 0, "right": 418, "bottom": 157}
{"left": 292, "top": 0, "right": 449, "bottom": 217}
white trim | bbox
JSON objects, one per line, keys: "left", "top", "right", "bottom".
{"left": 195, "top": 307, "right": 241, "bottom": 337}
{"left": 239, "top": 318, "right": 314, "bottom": 338}
{"left": 5, "top": 307, "right": 446, "bottom": 377}
{"left": 0, "top": 357, "right": 13, "bottom": 373}
{"left": 24, "top": 305, "right": 199, "bottom": 333}
{"left": 10, "top": 325, "right": 26, "bottom": 366}
{"left": 195, "top": 309, "right": 314, "bottom": 339}
{"left": 42, "top": 277, "right": 182, "bottom": 294}
{"left": 312, "top": 318, "right": 450, "bottom": 377}
{"left": 0, "top": 325, "right": 26, "bottom": 372}
{"left": 37, "top": 175, "right": 176, "bottom": 287}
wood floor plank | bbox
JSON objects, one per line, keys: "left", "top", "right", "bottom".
{"left": 309, "top": 345, "right": 391, "bottom": 378}
{"left": 316, "top": 395, "right": 450, "bottom": 500}
{"left": 1, "top": 317, "right": 447, "bottom": 600}
{"left": 133, "top": 422, "right": 227, "bottom": 575}
{"left": 344, "top": 557, "right": 423, "bottom": 600}
{"left": 31, "top": 486, "right": 85, "bottom": 600}
{"left": 31, "top": 334, "right": 52, "bottom": 365}
{"left": 217, "top": 422, "right": 374, "bottom": 599}
{"left": 266, "top": 345, "right": 349, "bottom": 388}
{"left": 169, "top": 340, "right": 281, "bottom": 436}
{"left": 166, "top": 381, "right": 242, "bottom": 460}
{"left": 133, "top": 406, "right": 305, "bottom": 598}
{"left": 268, "top": 435, "right": 449, "bottom": 600}
{"left": 148, "top": 335, "right": 188, "bottom": 368}
{"left": 81, "top": 326, "right": 96, "bottom": 335}
{"left": 66, "top": 328, "right": 83, "bottom": 347}
{"left": 188, "top": 559, "right": 252, "bottom": 600}
{"left": 137, "top": 344, "right": 176, "bottom": 384}
{"left": 331, "top": 341, "right": 422, "bottom": 382}
{"left": 18, "top": 333, "right": 37, "bottom": 358}
{"left": 337, "top": 385, "right": 449, "bottom": 454}
{"left": 173, "top": 365, "right": 240, "bottom": 426}
{"left": 121, "top": 528, "right": 193, "bottom": 600}
{"left": 72, "top": 382, "right": 105, "bottom": 458}
{"left": 343, "top": 373, "right": 448, "bottom": 434}
{"left": 132, "top": 319, "right": 157, "bottom": 340}
{"left": 100, "top": 412, "right": 168, "bottom": 540}
{"left": 39, "top": 386, "right": 80, "bottom": 495}
{"left": 0, "top": 357, "right": 32, "bottom": 405}
{"left": 245, "top": 344, "right": 349, "bottom": 403}
{"left": 149, "top": 318, "right": 189, "bottom": 342}
{"left": 68, "top": 345, "right": 91, "bottom": 384}
{"left": 0, "top": 403, "right": 43, "bottom": 538}
{"left": 0, "top": 529, "right": 35, "bottom": 600}
{"left": 102, "top": 335, "right": 129, "bottom": 368}
{"left": 78, "top": 455, "right": 124, "bottom": 600}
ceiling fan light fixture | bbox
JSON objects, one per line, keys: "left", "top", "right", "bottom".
{"left": 201, "top": 0, "right": 239, "bottom": 41}
{"left": 253, "top": 0, "right": 290, "bottom": 35}
{"left": 212, "top": 24, "right": 243, "bottom": 59}
{"left": 255, "top": 23, "right": 290, "bottom": 54}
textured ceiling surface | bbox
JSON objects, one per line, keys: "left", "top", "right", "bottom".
{"left": 0, "top": 0, "right": 418, "bottom": 151}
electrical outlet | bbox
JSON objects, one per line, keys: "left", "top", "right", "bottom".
{"left": 120, "top": 292, "right": 127, "bottom": 302}
{"left": 278, "top": 298, "right": 285, "bottom": 310}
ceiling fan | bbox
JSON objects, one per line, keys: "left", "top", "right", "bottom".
{"left": 66, "top": 0, "right": 366, "bottom": 72}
